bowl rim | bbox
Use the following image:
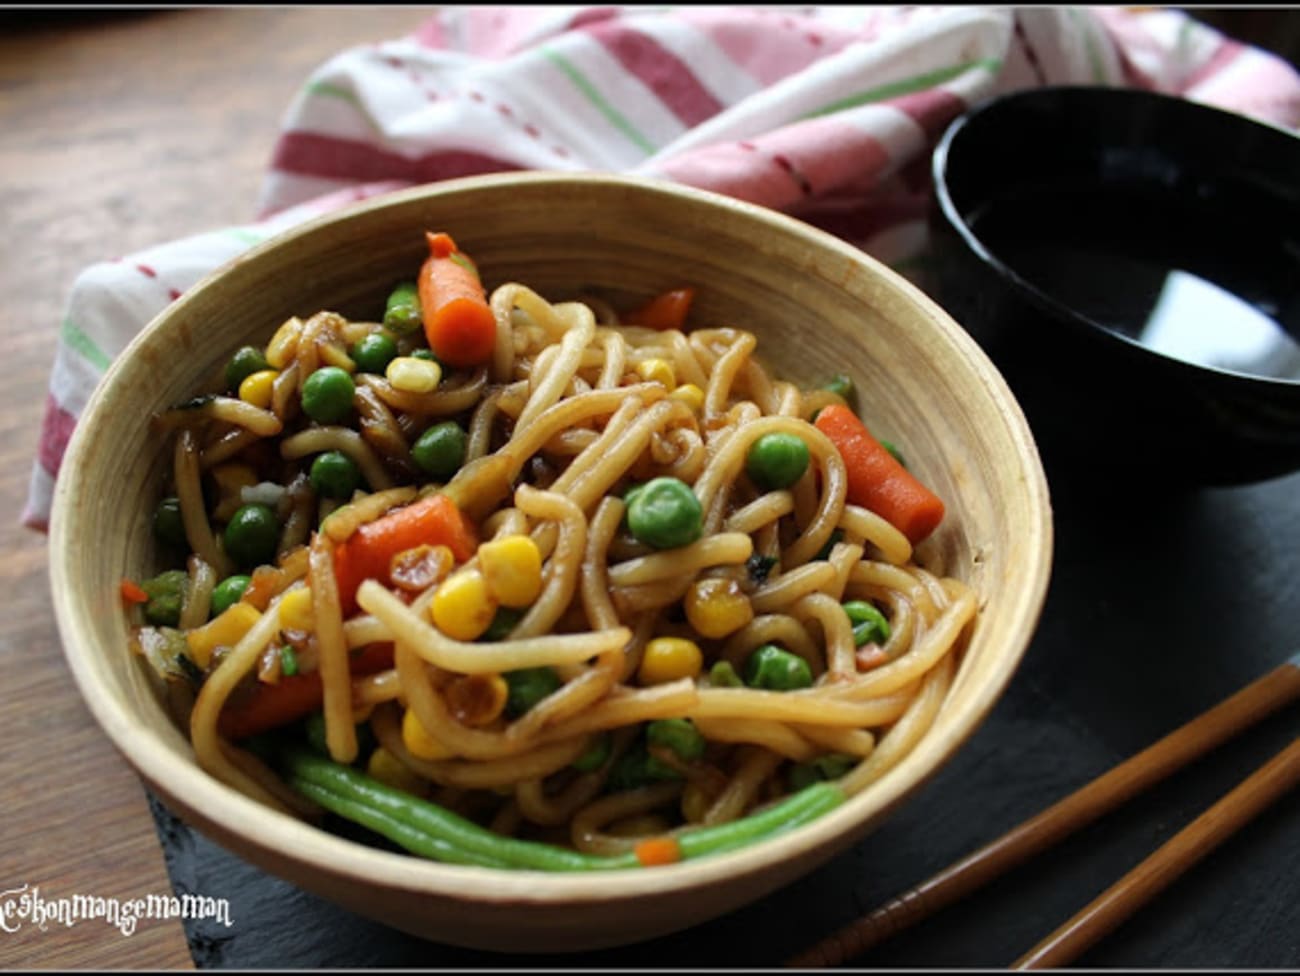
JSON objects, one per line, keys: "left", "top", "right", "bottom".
{"left": 49, "top": 170, "right": 1053, "bottom": 906}
{"left": 931, "top": 84, "right": 1300, "bottom": 390}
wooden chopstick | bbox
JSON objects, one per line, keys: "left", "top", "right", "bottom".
{"left": 1013, "top": 735, "right": 1300, "bottom": 969}
{"left": 785, "top": 653, "right": 1300, "bottom": 969}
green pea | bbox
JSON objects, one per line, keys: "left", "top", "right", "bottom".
{"left": 223, "top": 503, "right": 280, "bottom": 570}
{"left": 881, "top": 439, "right": 906, "bottom": 467}
{"left": 745, "top": 432, "right": 810, "bottom": 491}
{"left": 310, "top": 450, "right": 362, "bottom": 500}
{"left": 350, "top": 332, "right": 399, "bottom": 374}
{"left": 383, "top": 281, "right": 422, "bottom": 335}
{"left": 141, "top": 569, "right": 188, "bottom": 627}
{"left": 480, "top": 606, "right": 524, "bottom": 643}
{"left": 646, "top": 718, "right": 706, "bottom": 762}
{"left": 744, "top": 643, "right": 813, "bottom": 692}
{"left": 843, "top": 600, "right": 891, "bottom": 646}
{"left": 409, "top": 348, "right": 439, "bottom": 362}
{"left": 708, "top": 659, "right": 744, "bottom": 688}
{"left": 504, "top": 667, "right": 561, "bottom": 718}
{"left": 411, "top": 421, "right": 467, "bottom": 481}
{"left": 153, "top": 496, "right": 187, "bottom": 549}
{"left": 279, "top": 645, "right": 299, "bottom": 678}
{"left": 301, "top": 366, "right": 356, "bottom": 424}
{"left": 210, "top": 575, "right": 252, "bottom": 616}
{"left": 606, "top": 744, "right": 681, "bottom": 793}
{"left": 625, "top": 476, "right": 702, "bottom": 550}
{"left": 571, "top": 733, "right": 612, "bottom": 773}
{"left": 225, "top": 345, "right": 269, "bottom": 391}
{"left": 821, "top": 373, "right": 854, "bottom": 400}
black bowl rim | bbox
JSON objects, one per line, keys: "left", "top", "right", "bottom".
{"left": 932, "top": 84, "right": 1300, "bottom": 391}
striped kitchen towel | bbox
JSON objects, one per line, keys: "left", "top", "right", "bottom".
{"left": 25, "top": 5, "right": 1300, "bottom": 530}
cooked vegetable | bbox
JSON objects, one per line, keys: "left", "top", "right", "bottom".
{"left": 418, "top": 231, "right": 496, "bottom": 368}
{"left": 153, "top": 496, "right": 187, "bottom": 549}
{"left": 684, "top": 577, "right": 754, "bottom": 639}
{"left": 572, "top": 733, "right": 612, "bottom": 772}
{"left": 503, "top": 666, "right": 561, "bottom": 717}
{"left": 383, "top": 281, "right": 423, "bottom": 335}
{"left": 625, "top": 287, "right": 695, "bottom": 331}
{"left": 744, "top": 643, "right": 813, "bottom": 691}
{"left": 478, "top": 534, "right": 542, "bottom": 608}
{"left": 223, "top": 503, "right": 280, "bottom": 570}
{"left": 813, "top": 404, "right": 945, "bottom": 545}
{"left": 120, "top": 578, "right": 149, "bottom": 606}
{"left": 332, "top": 493, "right": 478, "bottom": 614}
{"left": 301, "top": 366, "right": 356, "bottom": 425}
{"left": 821, "top": 373, "right": 853, "bottom": 399}
{"left": 479, "top": 606, "right": 524, "bottom": 642}
{"left": 140, "top": 569, "right": 188, "bottom": 627}
{"left": 279, "top": 644, "right": 299, "bottom": 678}
{"left": 708, "top": 659, "right": 744, "bottom": 688}
{"left": 431, "top": 567, "right": 497, "bottom": 642}
{"left": 386, "top": 356, "right": 442, "bottom": 394}
{"left": 225, "top": 345, "right": 270, "bottom": 391}
{"left": 217, "top": 641, "right": 393, "bottom": 740}
{"left": 411, "top": 421, "right": 467, "bottom": 481}
{"left": 634, "top": 836, "right": 682, "bottom": 867}
{"left": 745, "top": 431, "right": 810, "bottom": 490}
{"left": 639, "top": 637, "right": 704, "bottom": 686}
{"left": 350, "top": 333, "right": 399, "bottom": 374}
{"left": 309, "top": 450, "right": 362, "bottom": 500}
{"left": 238, "top": 369, "right": 279, "bottom": 410}
{"left": 281, "top": 743, "right": 845, "bottom": 870}
{"left": 647, "top": 718, "right": 706, "bottom": 762}
{"left": 210, "top": 574, "right": 252, "bottom": 617}
{"left": 843, "top": 599, "right": 891, "bottom": 647}
{"left": 625, "top": 476, "right": 703, "bottom": 550}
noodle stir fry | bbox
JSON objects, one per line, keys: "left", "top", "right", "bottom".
{"left": 126, "top": 232, "right": 976, "bottom": 869}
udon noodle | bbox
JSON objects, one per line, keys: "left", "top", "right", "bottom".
{"left": 127, "top": 232, "right": 976, "bottom": 865}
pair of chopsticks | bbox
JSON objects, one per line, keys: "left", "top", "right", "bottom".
{"left": 787, "top": 652, "right": 1300, "bottom": 969}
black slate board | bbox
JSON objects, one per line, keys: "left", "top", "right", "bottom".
{"left": 147, "top": 425, "right": 1300, "bottom": 969}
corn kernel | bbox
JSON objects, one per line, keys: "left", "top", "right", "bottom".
{"left": 478, "top": 535, "right": 543, "bottom": 608}
{"left": 367, "top": 746, "right": 426, "bottom": 794}
{"left": 185, "top": 603, "right": 261, "bottom": 669}
{"left": 669, "top": 383, "right": 705, "bottom": 413}
{"left": 638, "top": 636, "right": 704, "bottom": 686}
{"left": 431, "top": 568, "right": 498, "bottom": 641}
{"left": 401, "top": 707, "right": 455, "bottom": 760}
{"left": 684, "top": 577, "right": 754, "bottom": 639}
{"left": 237, "top": 368, "right": 279, "bottom": 409}
{"left": 278, "top": 586, "right": 314, "bottom": 632}
{"left": 386, "top": 356, "right": 442, "bottom": 394}
{"left": 635, "top": 358, "right": 676, "bottom": 390}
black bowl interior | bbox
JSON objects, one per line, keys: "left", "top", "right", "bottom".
{"left": 930, "top": 86, "right": 1300, "bottom": 487}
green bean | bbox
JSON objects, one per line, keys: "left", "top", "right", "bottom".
{"left": 291, "top": 779, "right": 517, "bottom": 869}
{"left": 283, "top": 745, "right": 639, "bottom": 871}
{"left": 677, "top": 782, "right": 844, "bottom": 859}
{"left": 383, "top": 281, "right": 423, "bottom": 335}
{"left": 279, "top": 745, "right": 845, "bottom": 871}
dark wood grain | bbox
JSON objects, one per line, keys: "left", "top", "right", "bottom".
{"left": 0, "top": 9, "right": 428, "bottom": 968}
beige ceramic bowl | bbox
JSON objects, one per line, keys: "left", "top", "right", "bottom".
{"left": 49, "top": 172, "right": 1052, "bottom": 952}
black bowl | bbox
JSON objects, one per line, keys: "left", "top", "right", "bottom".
{"left": 929, "top": 85, "right": 1300, "bottom": 487}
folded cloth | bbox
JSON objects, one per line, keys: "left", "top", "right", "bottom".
{"left": 24, "top": 5, "right": 1300, "bottom": 531}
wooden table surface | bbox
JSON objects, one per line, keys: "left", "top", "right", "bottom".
{"left": 0, "top": 9, "right": 429, "bottom": 968}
